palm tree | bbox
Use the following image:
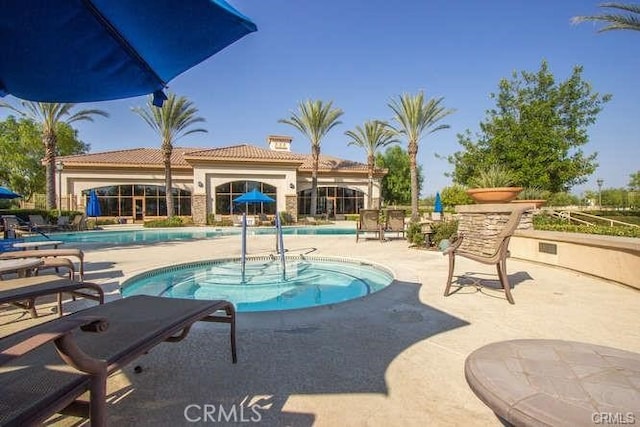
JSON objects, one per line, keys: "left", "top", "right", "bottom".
{"left": 344, "top": 120, "right": 398, "bottom": 208}
{"left": 132, "top": 93, "right": 207, "bottom": 217}
{"left": 0, "top": 101, "right": 109, "bottom": 210}
{"left": 572, "top": 2, "right": 640, "bottom": 32}
{"left": 279, "top": 100, "right": 343, "bottom": 216}
{"left": 388, "top": 91, "right": 454, "bottom": 222}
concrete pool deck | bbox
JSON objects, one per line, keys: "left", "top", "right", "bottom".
{"left": 1, "top": 230, "right": 639, "bottom": 426}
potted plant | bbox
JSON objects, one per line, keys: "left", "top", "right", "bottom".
{"left": 512, "top": 187, "right": 549, "bottom": 208}
{"left": 466, "top": 164, "right": 523, "bottom": 203}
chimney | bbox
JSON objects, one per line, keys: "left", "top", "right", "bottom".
{"left": 267, "top": 135, "right": 292, "bottom": 152}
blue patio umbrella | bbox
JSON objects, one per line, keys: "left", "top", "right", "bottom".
{"left": 0, "top": 186, "right": 21, "bottom": 199}
{"left": 233, "top": 189, "right": 275, "bottom": 204}
{"left": 0, "top": 0, "right": 257, "bottom": 106}
{"left": 434, "top": 192, "right": 443, "bottom": 214}
{"left": 86, "top": 190, "right": 102, "bottom": 219}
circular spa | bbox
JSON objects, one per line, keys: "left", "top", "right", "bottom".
{"left": 120, "top": 256, "right": 394, "bottom": 312}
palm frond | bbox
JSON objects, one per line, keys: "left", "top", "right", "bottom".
{"left": 572, "top": 2, "right": 640, "bottom": 32}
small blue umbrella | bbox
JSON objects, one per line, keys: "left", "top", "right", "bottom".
{"left": 0, "top": 0, "right": 257, "bottom": 106}
{"left": 0, "top": 186, "right": 21, "bottom": 199}
{"left": 434, "top": 192, "right": 443, "bottom": 214}
{"left": 86, "top": 190, "right": 102, "bottom": 218}
{"left": 233, "top": 189, "right": 275, "bottom": 204}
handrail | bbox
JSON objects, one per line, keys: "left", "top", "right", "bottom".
{"left": 566, "top": 210, "right": 640, "bottom": 228}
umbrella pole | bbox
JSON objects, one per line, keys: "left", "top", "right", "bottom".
{"left": 241, "top": 213, "right": 247, "bottom": 283}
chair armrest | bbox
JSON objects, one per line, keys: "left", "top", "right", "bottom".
{"left": 0, "top": 316, "right": 108, "bottom": 366}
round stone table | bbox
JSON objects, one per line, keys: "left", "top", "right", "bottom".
{"left": 465, "top": 339, "right": 640, "bottom": 426}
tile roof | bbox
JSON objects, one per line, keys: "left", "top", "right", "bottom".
{"left": 58, "top": 147, "right": 196, "bottom": 167}
{"left": 58, "top": 144, "right": 381, "bottom": 173}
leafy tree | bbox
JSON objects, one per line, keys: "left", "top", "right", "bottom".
{"left": 546, "top": 192, "right": 582, "bottom": 207}
{"left": 388, "top": 91, "right": 454, "bottom": 221}
{"left": 0, "top": 102, "right": 108, "bottom": 209}
{"left": 345, "top": 120, "right": 398, "bottom": 207}
{"left": 279, "top": 100, "right": 343, "bottom": 215}
{"left": 572, "top": 3, "right": 640, "bottom": 32}
{"left": 132, "top": 93, "right": 206, "bottom": 217}
{"left": 376, "top": 145, "right": 423, "bottom": 206}
{"left": 440, "top": 184, "right": 473, "bottom": 207}
{"left": 0, "top": 116, "right": 90, "bottom": 200}
{"left": 449, "top": 60, "right": 611, "bottom": 193}
{"left": 629, "top": 171, "right": 640, "bottom": 191}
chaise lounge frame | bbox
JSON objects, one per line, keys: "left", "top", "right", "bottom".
{"left": 0, "top": 295, "right": 237, "bottom": 426}
{"left": 355, "top": 209, "right": 383, "bottom": 242}
{"left": 0, "top": 248, "right": 85, "bottom": 280}
{"left": 442, "top": 207, "right": 526, "bottom": 304}
{"left": 0, "top": 275, "right": 104, "bottom": 318}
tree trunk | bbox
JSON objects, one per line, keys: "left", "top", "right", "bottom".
{"left": 163, "top": 144, "right": 174, "bottom": 217}
{"left": 367, "top": 154, "right": 374, "bottom": 208}
{"left": 43, "top": 131, "right": 57, "bottom": 210}
{"left": 310, "top": 144, "right": 320, "bottom": 216}
{"left": 408, "top": 141, "right": 419, "bottom": 222}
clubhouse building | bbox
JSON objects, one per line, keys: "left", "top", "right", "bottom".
{"left": 56, "top": 135, "right": 386, "bottom": 224}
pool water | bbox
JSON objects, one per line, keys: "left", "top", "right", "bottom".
{"left": 23, "top": 226, "right": 355, "bottom": 246}
{"left": 121, "top": 256, "right": 394, "bottom": 312}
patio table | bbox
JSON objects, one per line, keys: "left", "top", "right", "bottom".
{"left": 0, "top": 258, "right": 43, "bottom": 278}
{"left": 13, "top": 240, "right": 64, "bottom": 251}
{"left": 465, "top": 339, "right": 640, "bottom": 426}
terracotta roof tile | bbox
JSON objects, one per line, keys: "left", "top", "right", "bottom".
{"left": 184, "top": 144, "right": 305, "bottom": 163}
{"left": 58, "top": 147, "right": 197, "bottom": 167}
{"left": 57, "top": 144, "right": 376, "bottom": 173}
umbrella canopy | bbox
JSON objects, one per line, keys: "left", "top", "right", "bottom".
{"left": 0, "top": 186, "right": 21, "bottom": 199}
{"left": 86, "top": 190, "right": 102, "bottom": 217}
{"left": 0, "top": 0, "right": 257, "bottom": 106}
{"left": 233, "top": 189, "right": 275, "bottom": 204}
{"left": 434, "top": 192, "right": 443, "bottom": 214}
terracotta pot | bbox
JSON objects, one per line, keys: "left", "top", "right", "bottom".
{"left": 511, "top": 199, "right": 546, "bottom": 208}
{"left": 466, "top": 187, "right": 524, "bottom": 203}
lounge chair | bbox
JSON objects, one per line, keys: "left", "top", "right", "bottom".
{"left": 29, "top": 214, "right": 59, "bottom": 232}
{"left": 0, "top": 275, "right": 104, "bottom": 318}
{"left": 69, "top": 213, "right": 88, "bottom": 231}
{"left": 355, "top": 209, "right": 383, "bottom": 242}
{"left": 384, "top": 209, "right": 406, "bottom": 240}
{"left": 56, "top": 215, "right": 72, "bottom": 231}
{"left": 0, "top": 248, "right": 85, "bottom": 281}
{"left": 304, "top": 216, "right": 318, "bottom": 225}
{"left": 442, "top": 207, "right": 526, "bottom": 304}
{"left": 232, "top": 215, "right": 243, "bottom": 227}
{"left": 0, "top": 295, "right": 236, "bottom": 426}
{"left": 1, "top": 215, "right": 31, "bottom": 238}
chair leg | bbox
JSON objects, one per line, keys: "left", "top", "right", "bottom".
{"left": 444, "top": 253, "right": 456, "bottom": 297}
{"left": 497, "top": 259, "right": 515, "bottom": 304}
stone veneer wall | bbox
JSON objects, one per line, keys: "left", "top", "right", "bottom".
{"left": 455, "top": 204, "right": 533, "bottom": 257}
{"left": 191, "top": 194, "right": 207, "bottom": 225}
{"left": 285, "top": 195, "right": 298, "bottom": 223}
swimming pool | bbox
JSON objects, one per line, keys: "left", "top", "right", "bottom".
{"left": 21, "top": 226, "right": 356, "bottom": 246}
{"left": 121, "top": 256, "right": 394, "bottom": 312}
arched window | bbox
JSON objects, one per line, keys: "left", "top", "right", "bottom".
{"left": 215, "top": 181, "right": 277, "bottom": 215}
{"left": 81, "top": 185, "right": 191, "bottom": 217}
{"left": 297, "top": 186, "right": 364, "bottom": 215}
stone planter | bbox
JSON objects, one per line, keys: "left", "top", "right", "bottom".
{"left": 466, "top": 187, "right": 523, "bottom": 204}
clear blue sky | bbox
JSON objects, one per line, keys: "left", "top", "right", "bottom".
{"left": 3, "top": 0, "right": 638, "bottom": 196}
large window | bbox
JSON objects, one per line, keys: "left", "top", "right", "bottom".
{"left": 297, "top": 186, "right": 364, "bottom": 215}
{"left": 215, "top": 181, "right": 277, "bottom": 215}
{"left": 81, "top": 185, "right": 191, "bottom": 217}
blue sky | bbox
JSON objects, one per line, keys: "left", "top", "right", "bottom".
{"left": 3, "top": 0, "right": 638, "bottom": 196}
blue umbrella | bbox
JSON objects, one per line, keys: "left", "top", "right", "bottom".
{"left": 0, "top": 0, "right": 257, "bottom": 106}
{"left": 233, "top": 189, "right": 275, "bottom": 204}
{"left": 86, "top": 190, "right": 102, "bottom": 218}
{"left": 434, "top": 192, "right": 443, "bottom": 214}
{"left": 0, "top": 186, "right": 21, "bottom": 199}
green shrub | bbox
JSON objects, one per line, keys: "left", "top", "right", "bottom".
{"left": 143, "top": 216, "right": 185, "bottom": 228}
{"left": 431, "top": 220, "right": 459, "bottom": 247}
{"left": 406, "top": 221, "right": 424, "bottom": 246}
{"left": 469, "top": 164, "right": 517, "bottom": 188}
{"left": 533, "top": 223, "right": 640, "bottom": 238}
